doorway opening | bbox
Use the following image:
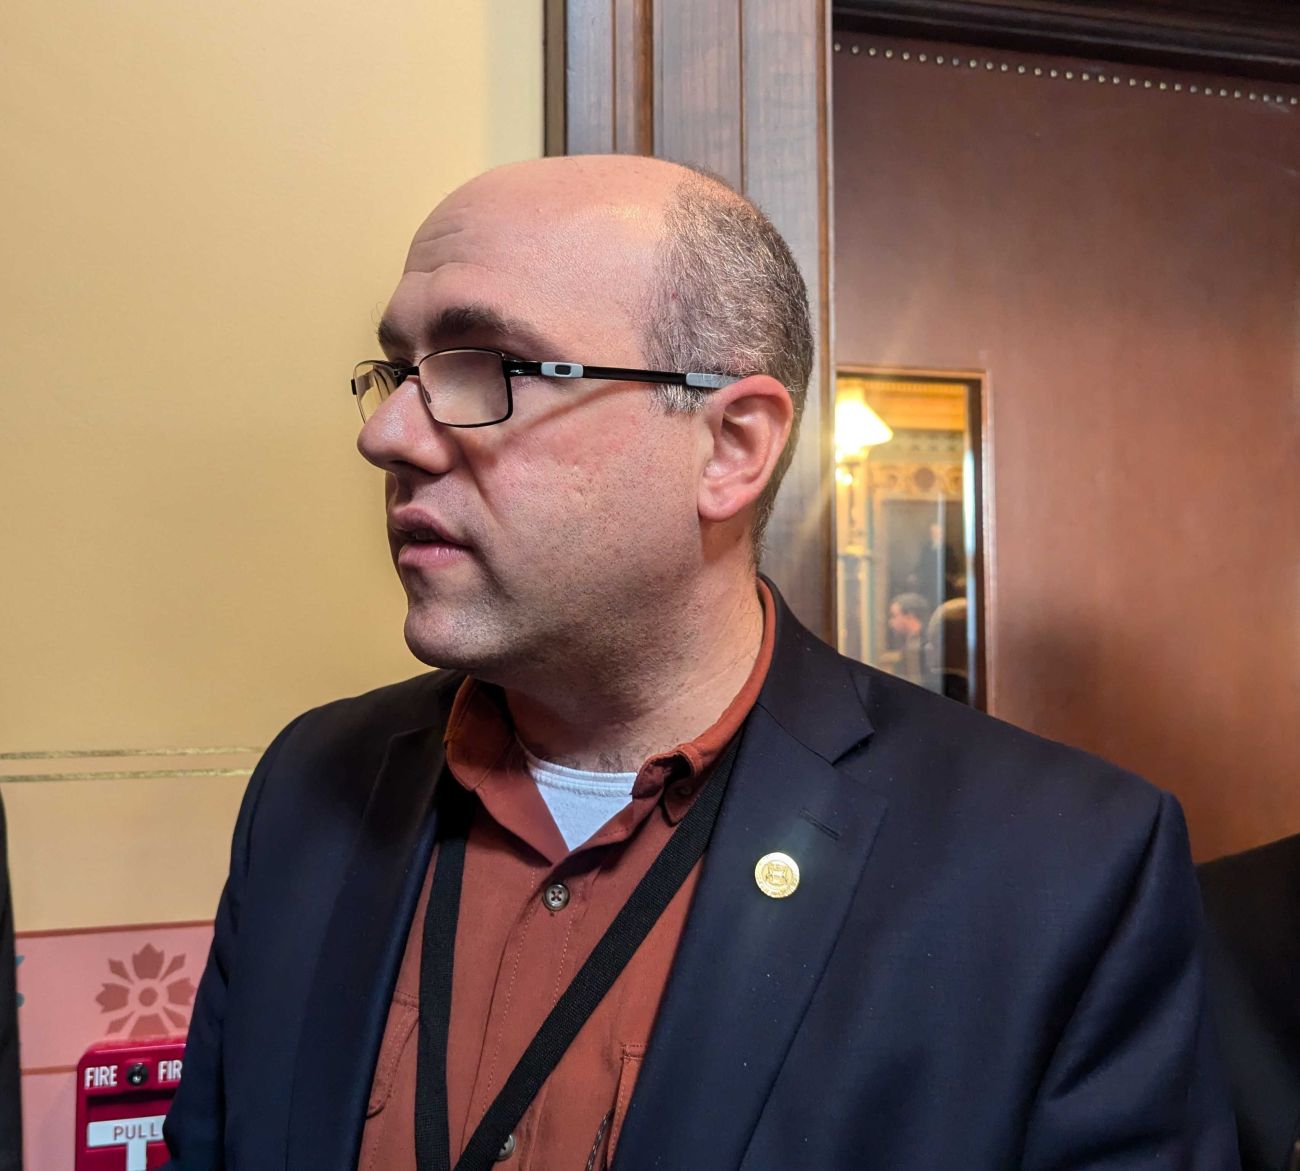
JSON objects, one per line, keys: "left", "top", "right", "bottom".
{"left": 834, "top": 368, "right": 986, "bottom": 708}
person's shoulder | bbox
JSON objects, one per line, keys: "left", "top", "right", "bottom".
{"left": 761, "top": 596, "right": 1163, "bottom": 834}
{"left": 841, "top": 655, "right": 1166, "bottom": 846}
{"left": 1198, "top": 831, "right": 1300, "bottom": 928}
{"left": 1197, "top": 834, "right": 1300, "bottom": 1086}
{"left": 234, "top": 670, "right": 463, "bottom": 844}
{"left": 252, "top": 668, "right": 462, "bottom": 788}
{"left": 832, "top": 660, "right": 1196, "bottom": 966}
{"left": 285, "top": 669, "right": 461, "bottom": 745}
{"left": 1200, "top": 830, "right": 1300, "bottom": 888}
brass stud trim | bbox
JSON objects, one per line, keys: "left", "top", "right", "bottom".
{"left": 831, "top": 41, "right": 1300, "bottom": 105}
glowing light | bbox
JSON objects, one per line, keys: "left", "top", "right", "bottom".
{"left": 834, "top": 396, "right": 893, "bottom": 458}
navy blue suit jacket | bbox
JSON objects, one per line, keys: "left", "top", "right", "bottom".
{"left": 164, "top": 591, "right": 1238, "bottom": 1169}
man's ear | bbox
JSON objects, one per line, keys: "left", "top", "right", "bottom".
{"left": 696, "top": 374, "right": 794, "bottom": 524}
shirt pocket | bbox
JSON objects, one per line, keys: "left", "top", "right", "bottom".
{"left": 366, "top": 991, "right": 418, "bottom": 1118}
{"left": 605, "top": 1042, "right": 646, "bottom": 1168}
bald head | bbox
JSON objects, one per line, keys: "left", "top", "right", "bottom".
{"left": 441, "top": 153, "right": 693, "bottom": 215}
{"left": 393, "top": 154, "right": 810, "bottom": 547}
{"left": 407, "top": 155, "right": 688, "bottom": 325}
{"left": 362, "top": 155, "right": 807, "bottom": 680}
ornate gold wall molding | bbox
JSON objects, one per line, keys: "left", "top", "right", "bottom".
{"left": 868, "top": 461, "right": 964, "bottom": 499}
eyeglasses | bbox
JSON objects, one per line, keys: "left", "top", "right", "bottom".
{"left": 351, "top": 347, "right": 739, "bottom": 427}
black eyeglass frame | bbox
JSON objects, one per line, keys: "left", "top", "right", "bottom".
{"left": 352, "top": 347, "right": 741, "bottom": 428}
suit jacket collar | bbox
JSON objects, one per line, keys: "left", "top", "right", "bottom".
{"left": 612, "top": 583, "right": 888, "bottom": 1170}
{"left": 755, "top": 575, "right": 874, "bottom": 763}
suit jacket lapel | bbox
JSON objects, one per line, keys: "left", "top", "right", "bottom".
{"left": 286, "top": 721, "right": 445, "bottom": 1171}
{"left": 615, "top": 596, "right": 888, "bottom": 1171}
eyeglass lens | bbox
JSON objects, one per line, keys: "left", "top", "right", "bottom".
{"left": 353, "top": 363, "right": 395, "bottom": 421}
{"left": 354, "top": 349, "right": 510, "bottom": 426}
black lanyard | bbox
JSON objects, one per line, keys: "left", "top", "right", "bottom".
{"left": 414, "top": 735, "right": 741, "bottom": 1171}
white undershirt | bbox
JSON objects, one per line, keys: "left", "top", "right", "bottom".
{"left": 521, "top": 747, "right": 637, "bottom": 852}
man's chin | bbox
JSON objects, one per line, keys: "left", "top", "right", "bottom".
{"left": 403, "top": 611, "right": 502, "bottom": 678}
{"left": 403, "top": 623, "right": 465, "bottom": 671}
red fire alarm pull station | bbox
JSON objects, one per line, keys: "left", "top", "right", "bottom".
{"left": 75, "top": 1037, "right": 185, "bottom": 1170}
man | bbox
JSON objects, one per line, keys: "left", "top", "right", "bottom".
{"left": 908, "top": 520, "right": 963, "bottom": 609}
{"left": 886, "top": 591, "right": 931, "bottom": 686}
{"left": 924, "top": 597, "right": 969, "bottom": 704}
{"left": 1198, "top": 833, "right": 1300, "bottom": 1171}
{"left": 164, "top": 155, "right": 1237, "bottom": 1169}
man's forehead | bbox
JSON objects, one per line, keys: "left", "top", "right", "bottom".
{"left": 406, "top": 194, "right": 661, "bottom": 274}
{"left": 425, "top": 155, "right": 679, "bottom": 225}
{"left": 385, "top": 192, "right": 662, "bottom": 357}
{"left": 410, "top": 155, "right": 676, "bottom": 267}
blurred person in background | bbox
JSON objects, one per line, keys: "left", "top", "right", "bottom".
{"left": 886, "top": 591, "right": 931, "bottom": 685}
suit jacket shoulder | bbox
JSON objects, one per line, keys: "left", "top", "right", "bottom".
{"left": 616, "top": 598, "right": 1236, "bottom": 1170}
{"left": 795, "top": 632, "right": 1166, "bottom": 873}
{"left": 265, "top": 668, "right": 459, "bottom": 775}
{"left": 241, "top": 670, "right": 460, "bottom": 846}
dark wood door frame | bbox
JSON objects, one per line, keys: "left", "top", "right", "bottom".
{"left": 544, "top": 0, "right": 836, "bottom": 639}
{"left": 833, "top": 1, "right": 1300, "bottom": 83}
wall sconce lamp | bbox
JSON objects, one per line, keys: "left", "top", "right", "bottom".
{"left": 834, "top": 395, "right": 893, "bottom": 459}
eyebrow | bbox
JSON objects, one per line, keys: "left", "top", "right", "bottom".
{"left": 375, "top": 305, "right": 553, "bottom": 359}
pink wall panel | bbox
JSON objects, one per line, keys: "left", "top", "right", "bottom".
{"left": 18, "top": 922, "right": 212, "bottom": 1170}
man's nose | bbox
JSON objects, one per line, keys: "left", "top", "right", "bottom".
{"left": 356, "top": 379, "right": 459, "bottom": 476}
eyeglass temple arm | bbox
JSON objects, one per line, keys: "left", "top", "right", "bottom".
{"left": 506, "top": 359, "right": 737, "bottom": 390}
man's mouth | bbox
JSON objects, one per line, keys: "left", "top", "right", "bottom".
{"left": 388, "top": 508, "right": 467, "bottom": 546}
{"left": 388, "top": 511, "right": 472, "bottom": 570}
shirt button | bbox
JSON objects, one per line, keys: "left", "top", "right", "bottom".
{"left": 496, "top": 1133, "right": 516, "bottom": 1161}
{"left": 672, "top": 781, "right": 695, "bottom": 799}
{"left": 543, "top": 882, "right": 570, "bottom": 912}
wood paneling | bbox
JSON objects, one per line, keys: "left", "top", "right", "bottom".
{"left": 834, "top": 35, "right": 1300, "bottom": 859}
{"left": 545, "top": 0, "right": 652, "bottom": 156}
{"left": 545, "top": 0, "right": 836, "bottom": 638}
{"left": 654, "top": 0, "right": 744, "bottom": 185}
{"left": 742, "top": 0, "right": 836, "bottom": 641}
{"left": 834, "top": 0, "right": 1300, "bottom": 83}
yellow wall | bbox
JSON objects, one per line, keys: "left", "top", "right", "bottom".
{"left": 0, "top": 0, "right": 543, "bottom": 930}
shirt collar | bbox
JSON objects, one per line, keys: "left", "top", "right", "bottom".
{"left": 444, "top": 579, "right": 778, "bottom": 859}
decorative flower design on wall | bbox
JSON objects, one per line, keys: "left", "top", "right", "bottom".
{"left": 95, "top": 944, "right": 195, "bottom": 1037}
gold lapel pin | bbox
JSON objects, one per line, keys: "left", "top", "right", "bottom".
{"left": 754, "top": 852, "right": 800, "bottom": 899}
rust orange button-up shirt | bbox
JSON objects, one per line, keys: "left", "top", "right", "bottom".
{"left": 358, "top": 582, "right": 775, "bottom": 1171}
